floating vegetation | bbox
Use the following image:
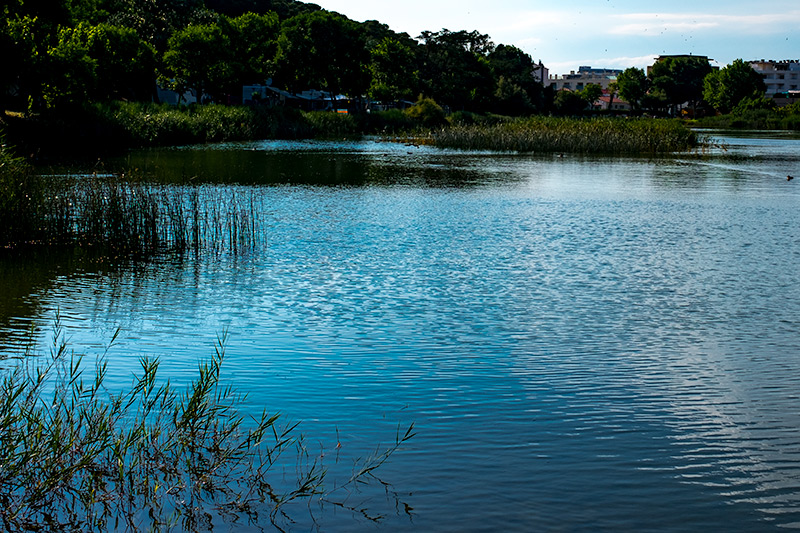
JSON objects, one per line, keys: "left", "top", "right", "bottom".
{"left": 432, "top": 117, "right": 699, "bottom": 154}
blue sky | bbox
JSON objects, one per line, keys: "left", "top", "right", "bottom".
{"left": 312, "top": 0, "right": 799, "bottom": 74}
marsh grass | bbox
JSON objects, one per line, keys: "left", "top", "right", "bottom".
{"left": 0, "top": 318, "right": 414, "bottom": 532}
{"left": 1, "top": 162, "right": 260, "bottom": 256}
{"left": 433, "top": 117, "right": 698, "bottom": 154}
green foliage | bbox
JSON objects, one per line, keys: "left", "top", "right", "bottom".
{"left": 103, "top": 0, "right": 211, "bottom": 50}
{"left": 91, "top": 101, "right": 279, "bottom": 145}
{"left": 43, "top": 22, "right": 156, "bottom": 109}
{"left": 493, "top": 76, "right": 533, "bottom": 116}
{"left": 487, "top": 44, "right": 544, "bottom": 114}
{"left": 417, "top": 29, "right": 495, "bottom": 112}
{"left": 0, "top": 129, "right": 40, "bottom": 246}
{"left": 581, "top": 84, "right": 603, "bottom": 105}
{"left": 276, "top": 11, "right": 369, "bottom": 101}
{"left": 695, "top": 99, "right": 800, "bottom": 130}
{"left": 368, "top": 36, "right": 419, "bottom": 102}
{"left": 554, "top": 90, "right": 588, "bottom": 115}
{"left": 615, "top": 67, "right": 648, "bottom": 112}
{"left": 358, "top": 108, "right": 416, "bottom": 134}
{"left": 229, "top": 12, "right": 280, "bottom": 85}
{"left": 0, "top": 321, "right": 414, "bottom": 531}
{"left": 302, "top": 111, "right": 359, "bottom": 139}
{"left": 649, "top": 56, "right": 712, "bottom": 111}
{"left": 404, "top": 96, "right": 446, "bottom": 127}
{"left": 433, "top": 117, "right": 697, "bottom": 154}
{"left": 163, "top": 22, "right": 233, "bottom": 103}
{"left": 703, "top": 59, "right": 767, "bottom": 114}
{"left": 732, "top": 94, "right": 776, "bottom": 115}
{"left": 203, "top": 0, "right": 320, "bottom": 19}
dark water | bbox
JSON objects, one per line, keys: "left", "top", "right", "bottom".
{"left": 3, "top": 133, "right": 800, "bottom": 531}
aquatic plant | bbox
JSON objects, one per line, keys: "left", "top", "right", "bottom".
{"left": 0, "top": 160, "right": 261, "bottom": 255}
{"left": 0, "top": 319, "right": 414, "bottom": 531}
{"left": 432, "top": 117, "right": 698, "bottom": 154}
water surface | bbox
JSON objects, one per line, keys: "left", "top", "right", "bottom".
{"left": 3, "top": 133, "right": 800, "bottom": 531}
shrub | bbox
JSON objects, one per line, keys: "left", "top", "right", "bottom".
{"left": 302, "top": 111, "right": 359, "bottom": 139}
{"left": 404, "top": 97, "right": 447, "bottom": 128}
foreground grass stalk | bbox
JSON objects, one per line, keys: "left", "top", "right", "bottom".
{"left": 0, "top": 320, "right": 413, "bottom": 531}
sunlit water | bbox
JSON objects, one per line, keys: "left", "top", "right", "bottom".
{"left": 2, "top": 132, "right": 800, "bottom": 531}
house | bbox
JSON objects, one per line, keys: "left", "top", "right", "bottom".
{"left": 532, "top": 61, "right": 549, "bottom": 84}
{"left": 594, "top": 95, "right": 631, "bottom": 112}
{"left": 748, "top": 60, "right": 800, "bottom": 97}
{"left": 547, "top": 66, "right": 621, "bottom": 92}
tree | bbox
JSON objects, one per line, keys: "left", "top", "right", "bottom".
{"left": 487, "top": 44, "right": 544, "bottom": 114}
{"left": 104, "top": 0, "right": 211, "bottom": 51}
{"left": 648, "top": 56, "right": 712, "bottom": 115}
{"left": 275, "top": 11, "right": 369, "bottom": 106}
{"left": 0, "top": 14, "right": 41, "bottom": 111}
{"left": 229, "top": 12, "right": 280, "bottom": 85}
{"left": 42, "top": 23, "right": 98, "bottom": 109}
{"left": 163, "top": 21, "right": 233, "bottom": 103}
{"left": 703, "top": 59, "right": 767, "bottom": 114}
{"left": 581, "top": 83, "right": 603, "bottom": 107}
{"left": 554, "top": 90, "right": 587, "bottom": 115}
{"left": 86, "top": 23, "right": 156, "bottom": 101}
{"left": 368, "top": 36, "right": 419, "bottom": 102}
{"left": 417, "top": 29, "right": 495, "bottom": 112}
{"left": 615, "top": 67, "right": 647, "bottom": 113}
{"left": 493, "top": 76, "right": 532, "bottom": 116}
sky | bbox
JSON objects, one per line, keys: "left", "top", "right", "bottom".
{"left": 311, "top": 0, "right": 799, "bottom": 75}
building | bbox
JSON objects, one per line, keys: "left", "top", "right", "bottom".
{"left": 748, "top": 60, "right": 800, "bottom": 96}
{"left": 532, "top": 61, "right": 549, "bottom": 84}
{"left": 593, "top": 94, "right": 631, "bottom": 112}
{"left": 547, "top": 66, "right": 621, "bottom": 92}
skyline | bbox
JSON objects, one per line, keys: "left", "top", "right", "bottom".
{"left": 311, "top": 0, "right": 799, "bottom": 75}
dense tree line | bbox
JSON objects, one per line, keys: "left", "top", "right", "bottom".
{"left": 2, "top": 0, "right": 787, "bottom": 119}
{"left": 1, "top": 0, "right": 548, "bottom": 115}
{"left": 613, "top": 56, "right": 770, "bottom": 117}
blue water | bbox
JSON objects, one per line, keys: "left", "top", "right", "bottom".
{"left": 3, "top": 132, "right": 800, "bottom": 531}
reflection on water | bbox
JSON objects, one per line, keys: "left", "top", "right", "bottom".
{"left": 3, "top": 134, "right": 800, "bottom": 531}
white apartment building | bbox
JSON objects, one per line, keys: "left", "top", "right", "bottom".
{"left": 749, "top": 60, "right": 800, "bottom": 96}
{"left": 547, "top": 66, "right": 621, "bottom": 91}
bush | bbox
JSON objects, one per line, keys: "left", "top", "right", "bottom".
{"left": 404, "top": 97, "right": 447, "bottom": 128}
{"left": 302, "top": 110, "right": 359, "bottom": 139}
{"left": 358, "top": 108, "right": 415, "bottom": 134}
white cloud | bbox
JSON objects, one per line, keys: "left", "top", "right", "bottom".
{"left": 609, "top": 11, "right": 800, "bottom": 36}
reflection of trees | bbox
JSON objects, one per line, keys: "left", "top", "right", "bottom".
{"left": 0, "top": 250, "right": 83, "bottom": 351}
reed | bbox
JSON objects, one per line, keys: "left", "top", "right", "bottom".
{"left": 0, "top": 318, "right": 414, "bottom": 531}
{"left": 1, "top": 161, "right": 261, "bottom": 256}
{"left": 433, "top": 116, "right": 698, "bottom": 154}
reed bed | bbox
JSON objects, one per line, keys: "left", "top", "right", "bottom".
{"left": 1, "top": 167, "right": 261, "bottom": 256}
{"left": 433, "top": 117, "right": 698, "bottom": 154}
{"left": 0, "top": 320, "right": 413, "bottom": 531}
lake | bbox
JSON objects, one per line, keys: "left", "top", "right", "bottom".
{"left": 2, "top": 131, "right": 800, "bottom": 531}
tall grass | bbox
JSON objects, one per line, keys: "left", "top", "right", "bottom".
{"left": 1, "top": 162, "right": 260, "bottom": 255}
{"left": 433, "top": 117, "right": 698, "bottom": 154}
{"left": 0, "top": 319, "right": 414, "bottom": 531}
